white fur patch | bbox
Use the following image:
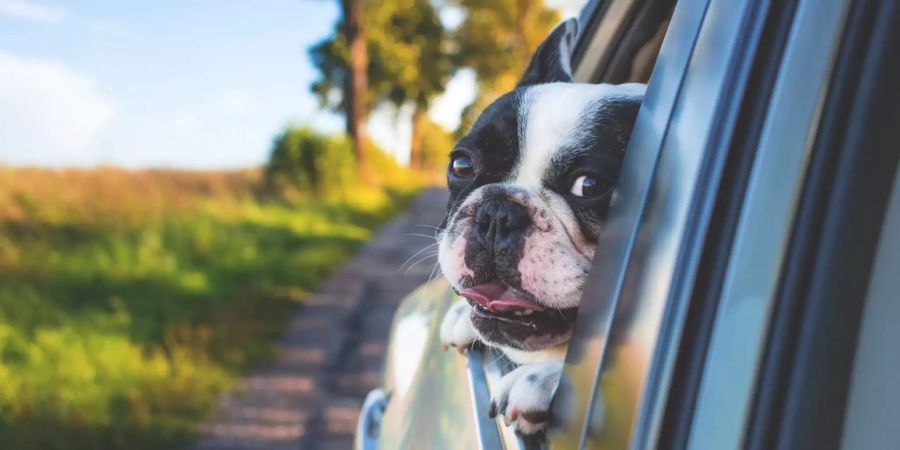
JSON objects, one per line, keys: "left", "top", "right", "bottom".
{"left": 512, "top": 83, "right": 640, "bottom": 192}
{"left": 439, "top": 300, "right": 479, "bottom": 349}
{"left": 491, "top": 360, "right": 564, "bottom": 435}
{"left": 438, "top": 230, "right": 473, "bottom": 283}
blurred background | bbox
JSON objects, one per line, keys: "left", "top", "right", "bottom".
{"left": 0, "top": 0, "right": 583, "bottom": 448}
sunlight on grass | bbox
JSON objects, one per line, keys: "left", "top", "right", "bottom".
{"left": 0, "top": 167, "right": 419, "bottom": 450}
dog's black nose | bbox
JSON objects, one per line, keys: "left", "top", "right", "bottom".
{"left": 475, "top": 199, "right": 531, "bottom": 250}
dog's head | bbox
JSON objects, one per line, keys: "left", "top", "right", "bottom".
{"left": 438, "top": 19, "right": 644, "bottom": 353}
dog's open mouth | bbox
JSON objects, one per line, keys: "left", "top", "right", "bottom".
{"left": 457, "top": 281, "right": 578, "bottom": 351}
{"left": 459, "top": 281, "right": 544, "bottom": 317}
{"left": 458, "top": 281, "right": 575, "bottom": 324}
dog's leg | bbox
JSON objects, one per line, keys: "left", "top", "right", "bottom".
{"left": 439, "top": 300, "right": 478, "bottom": 352}
{"left": 489, "top": 360, "right": 563, "bottom": 435}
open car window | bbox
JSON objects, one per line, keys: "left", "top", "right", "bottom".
{"left": 462, "top": 0, "right": 681, "bottom": 448}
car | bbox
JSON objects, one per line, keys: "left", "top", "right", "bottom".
{"left": 356, "top": 0, "right": 900, "bottom": 448}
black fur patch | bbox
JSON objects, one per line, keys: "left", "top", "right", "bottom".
{"left": 542, "top": 97, "right": 642, "bottom": 240}
{"left": 445, "top": 91, "right": 523, "bottom": 220}
{"left": 518, "top": 19, "right": 577, "bottom": 87}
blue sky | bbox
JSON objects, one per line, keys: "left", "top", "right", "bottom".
{"left": 0, "top": 0, "right": 578, "bottom": 169}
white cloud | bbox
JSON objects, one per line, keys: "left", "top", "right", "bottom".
{"left": 103, "top": 89, "right": 272, "bottom": 169}
{"left": 0, "top": 0, "right": 66, "bottom": 24}
{"left": 0, "top": 50, "right": 116, "bottom": 165}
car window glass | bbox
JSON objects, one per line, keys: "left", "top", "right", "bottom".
{"left": 840, "top": 173, "right": 900, "bottom": 450}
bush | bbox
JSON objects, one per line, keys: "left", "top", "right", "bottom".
{"left": 264, "top": 126, "right": 427, "bottom": 198}
{"left": 264, "top": 127, "right": 357, "bottom": 196}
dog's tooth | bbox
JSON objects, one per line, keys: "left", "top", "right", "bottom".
{"left": 514, "top": 311, "right": 523, "bottom": 316}
{"left": 523, "top": 310, "right": 534, "bottom": 316}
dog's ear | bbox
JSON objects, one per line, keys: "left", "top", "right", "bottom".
{"left": 518, "top": 18, "right": 578, "bottom": 87}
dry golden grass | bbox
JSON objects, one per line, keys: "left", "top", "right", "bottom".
{"left": 0, "top": 166, "right": 262, "bottom": 224}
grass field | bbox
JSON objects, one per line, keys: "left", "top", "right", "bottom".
{"left": 0, "top": 167, "right": 418, "bottom": 450}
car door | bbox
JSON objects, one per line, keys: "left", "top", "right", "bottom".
{"left": 551, "top": 0, "right": 899, "bottom": 449}
{"left": 360, "top": 0, "right": 898, "bottom": 448}
{"left": 357, "top": 1, "right": 684, "bottom": 448}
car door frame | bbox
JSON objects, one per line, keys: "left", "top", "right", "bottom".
{"left": 550, "top": 0, "right": 790, "bottom": 446}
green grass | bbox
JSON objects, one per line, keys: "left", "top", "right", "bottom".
{"left": 0, "top": 167, "right": 418, "bottom": 450}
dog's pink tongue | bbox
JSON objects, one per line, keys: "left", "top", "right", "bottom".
{"left": 459, "top": 282, "right": 545, "bottom": 312}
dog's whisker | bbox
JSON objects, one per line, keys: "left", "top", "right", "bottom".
{"left": 486, "top": 352, "right": 506, "bottom": 370}
{"left": 425, "top": 261, "right": 441, "bottom": 287}
{"left": 425, "top": 262, "right": 442, "bottom": 289}
{"left": 404, "top": 252, "right": 438, "bottom": 273}
{"left": 403, "top": 233, "right": 439, "bottom": 241}
{"left": 556, "top": 307, "right": 567, "bottom": 321}
{"left": 404, "top": 252, "right": 439, "bottom": 275}
{"left": 414, "top": 224, "right": 442, "bottom": 236}
{"left": 413, "top": 224, "right": 442, "bottom": 240}
{"left": 398, "top": 242, "right": 439, "bottom": 271}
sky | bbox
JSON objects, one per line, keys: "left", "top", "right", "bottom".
{"left": 0, "top": 0, "right": 582, "bottom": 169}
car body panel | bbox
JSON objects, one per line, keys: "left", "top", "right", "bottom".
{"left": 374, "top": 280, "right": 481, "bottom": 450}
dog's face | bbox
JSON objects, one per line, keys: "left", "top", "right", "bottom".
{"left": 438, "top": 19, "right": 644, "bottom": 352}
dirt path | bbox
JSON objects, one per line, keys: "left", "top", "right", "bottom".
{"left": 192, "top": 188, "right": 448, "bottom": 450}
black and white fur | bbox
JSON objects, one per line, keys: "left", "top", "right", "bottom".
{"left": 437, "top": 18, "right": 644, "bottom": 435}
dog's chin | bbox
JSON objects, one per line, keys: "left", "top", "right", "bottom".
{"left": 457, "top": 280, "right": 578, "bottom": 352}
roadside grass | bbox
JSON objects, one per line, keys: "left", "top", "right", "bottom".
{"left": 0, "top": 167, "right": 418, "bottom": 450}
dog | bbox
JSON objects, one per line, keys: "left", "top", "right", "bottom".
{"left": 437, "top": 18, "right": 645, "bottom": 435}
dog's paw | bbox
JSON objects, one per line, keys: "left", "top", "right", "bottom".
{"left": 439, "top": 300, "right": 478, "bottom": 353}
{"left": 489, "top": 360, "right": 564, "bottom": 435}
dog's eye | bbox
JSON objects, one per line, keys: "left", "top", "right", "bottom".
{"left": 450, "top": 156, "right": 475, "bottom": 178}
{"left": 569, "top": 175, "right": 600, "bottom": 197}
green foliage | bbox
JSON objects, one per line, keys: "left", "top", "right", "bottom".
{"left": 0, "top": 168, "right": 416, "bottom": 450}
{"left": 366, "top": 0, "right": 452, "bottom": 109}
{"left": 451, "top": 0, "right": 560, "bottom": 135}
{"left": 264, "top": 126, "right": 424, "bottom": 197}
{"left": 310, "top": 0, "right": 453, "bottom": 111}
{"left": 265, "top": 127, "right": 357, "bottom": 195}
{"left": 452, "top": 0, "right": 559, "bottom": 94}
{"left": 308, "top": 0, "right": 562, "bottom": 152}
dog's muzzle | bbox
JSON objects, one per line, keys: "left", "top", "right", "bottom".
{"left": 473, "top": 199, "right": 531, "bottom": 255}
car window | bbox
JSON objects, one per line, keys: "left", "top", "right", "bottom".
{"left": 550, "top": 0, "right": 764, "bottom": 446}
{"left": 840, "top": 174, "right": 900, "bottom": 450}
{"left": 462, "top": 1, "right": 679, "bottom": 447}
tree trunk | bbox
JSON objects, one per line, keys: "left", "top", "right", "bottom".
{"left": 341, "top": 0, "right": 371, "bottom": 184}
{"left": 409, "top": 105, "right": 426, "bottom": 170}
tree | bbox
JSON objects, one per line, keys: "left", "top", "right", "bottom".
{"left": 450, "top": 0, "right": 560, "bottom": 135}
{"left": 310, "top": 1, "right": 370, "bottom": 183}
{"left": 310, "top": 0, "right": 452, "bottom": 171}
{"left": 343, "top": 0, "right": 369, "bottom": 178}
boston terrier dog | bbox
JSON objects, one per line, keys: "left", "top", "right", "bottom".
{"left": 437, "top": 18, "right": 645, "bottom": 435}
